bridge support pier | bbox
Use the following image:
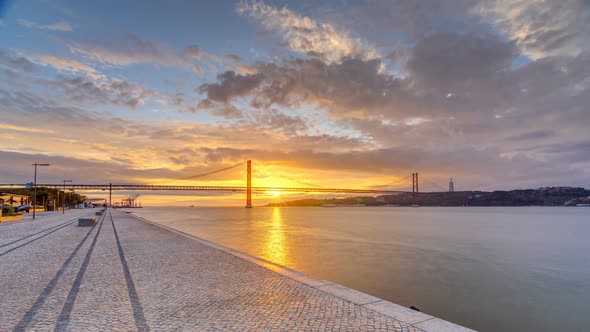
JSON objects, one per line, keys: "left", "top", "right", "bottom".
{"left": 246, "top": 160, "right": 252, "bottom": 208}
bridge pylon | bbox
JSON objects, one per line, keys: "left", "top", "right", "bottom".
{"left": 245, "top": 160, "right": 252, "bottom": 208}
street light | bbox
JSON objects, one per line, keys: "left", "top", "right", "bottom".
{"left": 32, "top": 163, "right": 50, "bottom": 220}
{"left": 62, "top": 179, "right": 72, "bottom": 214}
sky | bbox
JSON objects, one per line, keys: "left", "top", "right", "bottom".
{"left": 1, "top": 0, "right": 589, "bottom": 205}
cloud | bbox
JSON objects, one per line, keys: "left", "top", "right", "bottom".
{"left": 46, "top": 76, "right": 159, "bottom": 109}
{"left": 0, "top": 49, "right": 37, "bottom": 73}
{"left": 17, "top": 18, "right": 72, "bottom": 31}
{"left": 0, "top": 150, "right": 178, "bottom": 184}
{"left": 0, "top": 123, "right": 51, "bottom": 133}
{"left": 2, "top": 78, "right": 589, "bottom": 190}
{"left": 209, "top": 103, "right": 244, "bottom": 119}
{"left": 474, "top": 0, "right": 590, "bottom": 58}
{"left": 528, "top": 140, "right": 590, "bottom": 163}
{"left": 32, "top": 55, "right": 105, "bottom": 80}
{"left": 69, "top": 35, "right": 213, "bottom": 74}
{"left": 2, "top": 50, "right": 164, "bottom": 109}
{"left": 237, "top": 0, "right": 378, "bottom": 63}
{"left": 250, "top": 109, "right": 308, "bottom": 134}
{"left": 196, "top": 27, "right": 590, "bottom": 171}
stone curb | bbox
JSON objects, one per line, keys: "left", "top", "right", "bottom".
{"left": 123, "top": 210, "right": 476, "bottom": 332}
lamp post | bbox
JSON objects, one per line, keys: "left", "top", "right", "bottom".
{"left": 62, "top": 179, "right": 72, "bottom": 214}
{"left": 32, "top": 163, "right": 50, "bottom": 220}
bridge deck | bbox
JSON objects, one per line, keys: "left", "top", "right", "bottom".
{"left": 0, "top": 209, "right": 470, "bottom": 331}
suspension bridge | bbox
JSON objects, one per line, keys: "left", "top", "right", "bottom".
{"left": 1, "top": 160, "right": 451, "bottom": 207}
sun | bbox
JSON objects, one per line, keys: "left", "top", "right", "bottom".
{"left": 268, "top": 191, "right": 282, "bottom": 197}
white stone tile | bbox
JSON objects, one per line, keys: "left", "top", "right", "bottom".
{"left": 365, "top": 300, "right": 435, "bottom": 325}
{"left": 316, "top": 283, "right": 383, "bottom": 305}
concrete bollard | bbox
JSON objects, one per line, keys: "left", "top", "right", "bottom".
{"left": 78, "top": 217, "right": 96, "bottom": 227}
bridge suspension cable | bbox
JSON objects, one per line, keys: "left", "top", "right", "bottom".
{"left": 387, "top": 174, "right": 414, "bottom": 189}
{"left": 180, "top": 161, "right": 245, "bottom": 180}
{"left": 371, "top": 174, "right": 414, "bottom": 190}
{"left": 417, "top": 175, "right": 448, "bottom": 192}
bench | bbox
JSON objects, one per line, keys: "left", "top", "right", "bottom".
{"left": 78, "top": 217, "right": 96, "bottom": 227}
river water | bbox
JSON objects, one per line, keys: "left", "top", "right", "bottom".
{"left": 124, "top": 206, "right": 590, "bottom": 331}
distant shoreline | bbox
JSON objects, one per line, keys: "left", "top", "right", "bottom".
{"left": 267, "top": 187, "right": 590, "bottom": 207}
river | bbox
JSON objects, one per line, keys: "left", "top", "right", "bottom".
{"left": 123, "top": 206, "right": 590, "bottom": 331}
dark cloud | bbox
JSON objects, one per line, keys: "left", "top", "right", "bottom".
{"left": 199, "top": 70, "right": 264, "bottom": 103}
{"left": 407, "top": 33, "right": 517, "bottom": 91}
{"left": 224, "top": 54, "right": 242, "bottom": 62}
{"left": 507, "top": 130, "right": 556, "bottom": 141}
{"left": 199, "top": 57, "right": 416, "bottom": 120}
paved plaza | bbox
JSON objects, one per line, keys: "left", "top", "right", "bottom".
{"left": 0, "top": 209, "right": 471, "bottom": 331}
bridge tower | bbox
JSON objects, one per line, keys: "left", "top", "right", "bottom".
{"left": 246, "top": 160, "right": 252, "bottom": 208}
{"left": 411, "top": 172, "right": 420, "bottom": 206}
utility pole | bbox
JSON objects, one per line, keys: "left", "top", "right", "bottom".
{"left": 31, "top": 163, "right": 50, "bottom": 220}
{"left": 415, "top": 172, "right": 419, "bottom": 193}
{"left": 246, "top": 160, "right": 252, "bottom": 208}
{"left": 62, "top": 179, "right": 72, "bottom": 214}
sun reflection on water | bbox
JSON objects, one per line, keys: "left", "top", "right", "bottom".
{"left": 262, "top": 207, "right": 288, "bottom": 266}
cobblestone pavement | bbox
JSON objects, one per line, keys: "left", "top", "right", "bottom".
{"left": 0, "top": 209, "right": 433, "bottom": 331}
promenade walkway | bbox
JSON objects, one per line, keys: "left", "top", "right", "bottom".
{"left": 0, "top": 209, "right": 472, "bottom": 331}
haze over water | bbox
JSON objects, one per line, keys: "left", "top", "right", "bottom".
{"left": 126, "top": 206, "right": 590, "bottom": 332}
